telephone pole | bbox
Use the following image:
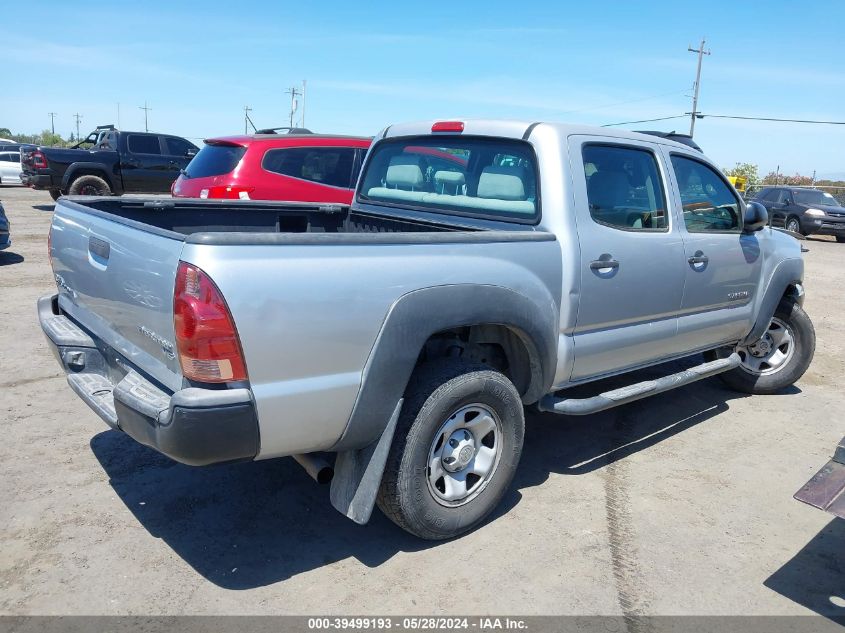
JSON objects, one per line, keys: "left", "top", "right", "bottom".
{"left": 48, "top": 112, "right": 57, "bottom": 136}
{"left": 73, "top": 113, "right": 83, "bottom": 141}
{"left": 244, "top": 105, "right": 253, "bottom": 134}
{"left": 285, "top": 86, "right": 302, "bottom": 128}
{"left": 687, "top": 37, "right": 710, "bottom": 137}
{"left": 301, "top": 79, "right": 307, "bottom": 128}
{"left": 138, "top": 101, "right": 152, "bottom": 132}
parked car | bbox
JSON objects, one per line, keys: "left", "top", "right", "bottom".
{"left": 39, "top": 120, "right": 813, "bottom": 540}
{"left": 171, "top": 133, "right": 371, "bottom": 202}
{"left": 21, "top": 126, "right": 198, "bottom": 200}
{"left": 0, "top": 149, "right": 22, "bottom": 184}
{"left": 751, "top": 186, "right": 845, "bottom": 242}
{"left": 0, "top": 201, "right": 10, "bottom": 250}
{"left": 795, "top": 436, "right": 845, "bottom": 519}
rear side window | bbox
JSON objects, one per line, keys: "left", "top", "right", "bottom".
{"left": 127, "top": 134, "right": 161, "bottom": 155}
{"left": 165, "top": 136, "right": 195, "bottom": 157}
{"left": 262, "top": 147, "right": 356, "bottom": 188}
{"left": 583, "top": 144, "right": 668, "bottom": 231}
{"left": 184, "top": 143, "right": 246, "bottom": 178}
{"left": 671, "top": 155, "right": 741, "bottom": 233}
{"left": 358, "top": 137, "right": 538, "bottom": 222}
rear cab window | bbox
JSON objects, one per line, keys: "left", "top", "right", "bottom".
{"left": 358, "top": 136, "right": 539, "bottom": 223}
{"left": 184, "top": 143, "right": 246, "bottom": 178}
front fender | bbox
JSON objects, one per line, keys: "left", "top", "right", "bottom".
{"left": 741, "top": 257, "right": 804, "bottom": 345}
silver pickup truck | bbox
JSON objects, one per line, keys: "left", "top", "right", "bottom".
{"left": 39, "top": 120, "right": 815, "bottom": 540}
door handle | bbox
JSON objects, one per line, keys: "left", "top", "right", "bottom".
{"left": 688, "top": 254, "right": 709, "bottom": 265}
{"left": 590, "top": 259, "right": 619, "bottom": 270}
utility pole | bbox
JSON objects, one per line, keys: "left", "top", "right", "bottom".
{"left": 244, "top": 105, "right": 253, "bottom": 134}
{"left": 301, "top": 79, "right": 307, "bottom": 128}
{"left": 48, "top": 112, "right": 57, "bottom": 136}
{"left": 687, "top": 37, "right": 710, "bottom": 137}
{"left": 73, "top": 113, "right": 83, "bottom": 141}
{"left": 139, "top": 101, "right": 152, "bottom": 132}
{"left": 285, "top": 86, "right": 302, "bottom": 128}
{"left": 117, "top": 103, "right": 121, "bottom": 128}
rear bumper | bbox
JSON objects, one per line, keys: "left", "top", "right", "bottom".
{"left": 794, "top": 437, "right": 845, "bottom": 519}
{"left": 23, "top": 171, "right": 54, "bottom": 189}
{"left": 38, "top": 294, "right": 260, "bottom": 466}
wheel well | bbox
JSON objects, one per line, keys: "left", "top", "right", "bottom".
{"left": 416, "top": 324, "right": 542, "bottom": 403}
{"left": 68, "top": 169, "right": 111, "bottom": 189}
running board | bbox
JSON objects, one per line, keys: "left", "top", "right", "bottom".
{"left": 538, "top": 353, "right": 741, "bottom": 416}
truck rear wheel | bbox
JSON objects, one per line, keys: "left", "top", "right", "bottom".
{"left": 68, "top": 175, "right": 111, "bottom": 196}
{"left": 377, "top": 359, "right": 525, "bottom": 540}
{"left": 708, "top": 300, "right": 815, "bottom": 395}
{"left": 49, "top": 189, "right": 62, "bottom": 201}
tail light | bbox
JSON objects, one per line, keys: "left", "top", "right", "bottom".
{"left": 173, "top": 261, "right": 247, "bottom": 383}
{"left": 200, "top": 185, "right": 255, "bottom": 200}
{"left": 431, "top": 121, "right": 465, "bottom": 133}
{"left": 31, "top": 150, "right": 48, "bottom": 169}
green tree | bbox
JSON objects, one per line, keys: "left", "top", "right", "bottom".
{"left": 0, "top": 127, "right": 12, "bottom": 138}
{"left": 723, "top": 162, "right": 760, "bottom": 189}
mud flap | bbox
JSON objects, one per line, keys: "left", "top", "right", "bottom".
{"left": 330, "top": 399, "right": 403, "bottom": 524}
{"left": 794, "top": 436, "right": 845, "bottom": 519}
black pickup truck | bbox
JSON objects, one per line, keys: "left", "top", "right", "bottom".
{"left": 21, "top": 126, "right": 198, "bottom": 200}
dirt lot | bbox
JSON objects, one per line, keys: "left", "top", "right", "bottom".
{"left": 0, "top": 185, "right": 843, "bottom": 618}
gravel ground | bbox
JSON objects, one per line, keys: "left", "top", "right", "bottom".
{"left": 0, "top": 185, "right": 842, "bottom": 618}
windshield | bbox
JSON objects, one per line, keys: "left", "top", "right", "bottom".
{"left": 793, "top": 189, "right": 840, "bottom": 207}
{"left": 184, "top": 143, "right": 246, "bottom": 178}
{"left": 358, "top": 136, "right": 539, "bottom": 222}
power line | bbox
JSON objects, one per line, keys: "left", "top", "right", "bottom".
{"left": 601, "top": 115, "right": 687, "bottom": 127}
{"left": 697, "top": 113, "right": 845, "bottom": 125}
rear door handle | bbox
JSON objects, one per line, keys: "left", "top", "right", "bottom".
{"left": 688, "top": 254, "right": 709, "bottom": 264}
{"left": 590, "top": 259, "right": 619, "bottom": 270}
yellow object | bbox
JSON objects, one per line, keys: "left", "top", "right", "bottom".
{"left": 728, "top": 176, "right": 747, "bottom": 192}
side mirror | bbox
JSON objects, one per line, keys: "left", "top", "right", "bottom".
{"left": 186, "top": 148, "right": 198, "bottom": 158}
{"left": 743, "top": 201, "right": 768, "bottom": 232}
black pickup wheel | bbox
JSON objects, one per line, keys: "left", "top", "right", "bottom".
{"left": 68, "top": 175, "right": 111, "bottom": 196}
{"left": 708, "top": 299, "right": 815, "bottom": 394}
{"left": 49, "top": 189, "right": 62, "bottom": 201}
{"left": 377, "top": 359, "right": 524, "bottom": 540}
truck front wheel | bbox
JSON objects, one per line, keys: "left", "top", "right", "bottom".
{"left": 377, "top": 359, "right": 525, "bottom": 540}
{"left": 68, "top": 175, "right": 111, "bottom": 196}
{"left": 709, "top": 300, "right": 815, "bottom": 395}
{"left": 49, "top": 189, "right": 62, "bottom": 201}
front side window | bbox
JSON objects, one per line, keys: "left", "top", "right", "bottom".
{"left": 583, "top": 144, "right": 668, "bottom": 231}
{"left": 262, "top": 147, "right": 356, "bottom": 188}
{"left": 127, "top": 134, "right": 161, "bottom": 155}
{"left": 358, "top": 137, "right": 538, "bottom": 222}
{"left": 165, "top": 136, "right": 194, "bottom": 157}
{"left": 774, "top": 189, "right": 792, "bottom": 204}
{"left": 671, "top": 155, "right": 741, "bottom": 233}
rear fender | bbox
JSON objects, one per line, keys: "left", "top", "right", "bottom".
{"left": 62, "top": 162, "right": 120, "bottom": 193}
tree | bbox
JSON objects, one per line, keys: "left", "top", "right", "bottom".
{"left": 762, "top": 171, "right": 813, "bottom": 186}
{"left": 0, "top": 127, "right": 11, "bottom": 138}
{"left": 723, "top": 162, "right": 760, "bottom": 189}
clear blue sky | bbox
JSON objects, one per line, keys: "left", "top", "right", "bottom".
{"left": 5, "top": 0, "right": 844, "bottom": 178}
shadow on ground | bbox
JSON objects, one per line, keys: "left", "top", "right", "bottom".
{"left": 90, "top": 358, "right": 799, "bottom": 590}
{"left": 0, "top": 251, "right": 24, "bottom": 265}
{"left": 33, "top": 204, "right": 55, "bottom": 212}
{"left": 765, "top": 517, "right": 845, "bottom": 623}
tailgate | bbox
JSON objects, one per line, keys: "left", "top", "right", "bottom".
{"left": 794, "top": 437, "right": 845, "bottom": 519}
{"left": 50, "top": 200, "right": 185, "bottom": 391}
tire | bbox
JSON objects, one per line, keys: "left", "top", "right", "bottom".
{"left": 836, "top": 236, "right": 845, "bottom": 243}
{"left": 48, "top": 189, "right": 62, "bottom": 201}
{"left": 785, "top": 216, "right": 802, "bottom": 234}
{"left": 68, "top": 175, "right": 111, "bottom": 196}
{"left": 376, "top": 359, "right": 525, "bottom": 540}
{"left": 710, "top": 300, "right": 815, "bottom": 395}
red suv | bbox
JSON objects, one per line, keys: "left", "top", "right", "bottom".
{"left": 171, "top": 133, "right": 371, "bottom": 203}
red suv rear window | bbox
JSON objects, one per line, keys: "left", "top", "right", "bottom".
{"left": 184, "top": 144, "right": 246, "bottom": 179}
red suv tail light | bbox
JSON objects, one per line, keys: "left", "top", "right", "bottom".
{"left": 173, "top": 261, "right": 248, "bottom": 383}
